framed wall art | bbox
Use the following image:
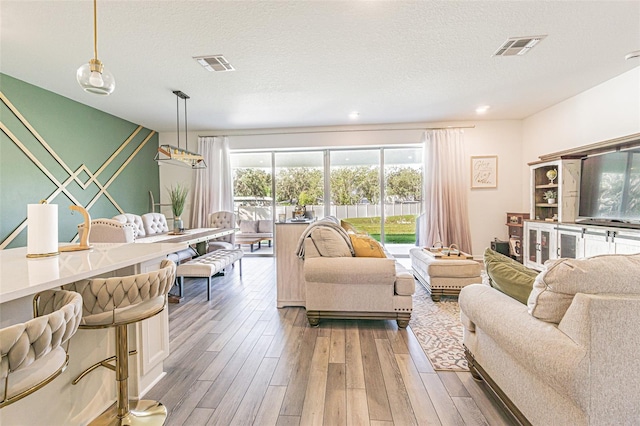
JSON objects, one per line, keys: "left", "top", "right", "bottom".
{"left": 470, "top": 155, "right": 498, "bottom": 188}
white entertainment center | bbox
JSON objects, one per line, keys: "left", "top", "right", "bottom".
{"left": 523, "top": 134, "right": 640, "bottom": 270}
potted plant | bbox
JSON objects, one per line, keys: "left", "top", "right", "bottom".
{"left": 543, "top": 190, "right": 557, "bottom": 204}
{"left": 168, "top": 183, "right": 189, "bottom": 232}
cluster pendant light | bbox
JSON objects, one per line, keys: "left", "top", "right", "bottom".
{"left": 155, "top": 91, "right": 207, "bottom": 169}
{"left": 76, "top": 0, "right": 115, "bottom": 95}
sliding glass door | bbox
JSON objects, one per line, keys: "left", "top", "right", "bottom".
{"left": 330, "top": 149, "right": 382, "bottom": 237}
{"left": 274, "top": 151, "right": 325, "bottom": 221}
{"left": 230, "top": 145, "right": 422, "bottom": 257}
{"left": 231, "top": 152, "right": 274, "bottom": 254}
{"left": 383, "top": 148, "right": 422, "bottom": 256}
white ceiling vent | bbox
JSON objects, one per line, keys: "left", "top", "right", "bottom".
{"left": 493, "top": 35, "right": 546, "bottom": 56}
{"left": 194, "top": 55, "right": 235, "bottom": 72}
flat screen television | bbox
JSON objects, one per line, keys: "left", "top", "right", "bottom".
{"left": 577, "top": 148, "right": 640, "bottom": 229}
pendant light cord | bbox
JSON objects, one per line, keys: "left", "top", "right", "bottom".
{"left": 93, "top": 0, "right": 98, "bottom": 60}
{"left": 176, "top": 93, "right": 180, "bottom": 149}
{"left": 184, "top": 97, "right": 188, "bottom": 151}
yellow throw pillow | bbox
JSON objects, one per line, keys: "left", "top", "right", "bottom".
{"left": 349, "top": 234, "right": 386, "bottom": 258}
{"left": 341, "top": 220, "right": 358, "bottom": 233}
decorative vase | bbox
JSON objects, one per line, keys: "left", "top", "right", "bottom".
{"left": 174, "top": 216, "right": 183, "bottom": 233}
{"left": 548, "top": 198, "right": 556, "bottom": 204}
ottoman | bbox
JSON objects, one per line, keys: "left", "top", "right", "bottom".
{"left": 409, "top": 247, "right": 482, "bottom": 301}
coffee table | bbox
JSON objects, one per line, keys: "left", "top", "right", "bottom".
{"left": 236, "top": 236, "right": 272, "bottom": 252}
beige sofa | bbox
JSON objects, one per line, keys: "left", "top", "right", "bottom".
{"left": 299, "top": 219, "right": 415, "bottom": 328}
{"left": 460, "top": 253, "right": 640, "bottom": 425}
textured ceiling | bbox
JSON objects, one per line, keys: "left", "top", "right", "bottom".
{"left": 1, "top": 1, "right": 639, "bottom": 132}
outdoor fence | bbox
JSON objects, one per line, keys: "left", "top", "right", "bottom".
{"left": 236, "top": 203, "right": 421, "bottom": 221}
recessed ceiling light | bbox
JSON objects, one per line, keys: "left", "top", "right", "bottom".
{"left": 476, "top": 105, "right": 490, "bottom": 114}
{"left": 349, "top": 111, "right": 360, "bottom": 120}
{"left": 625, "top": 50, "right": 640, "bottom": 60}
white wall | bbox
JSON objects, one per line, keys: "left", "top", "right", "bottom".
{"left": 521, "top": 66, "right": 640, "bottom": 210}
{"left": 160, "top": 120, "right": 525, "bottom": 256}
{"left": 159, "top": 67, "right": 640, "bottom": 256}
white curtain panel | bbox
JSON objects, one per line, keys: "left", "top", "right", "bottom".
{"left": 418, "top": 129, "right": 473, "bottom": 253}
{"left": 190, "top": 136, "right": 234, "bottom": 228}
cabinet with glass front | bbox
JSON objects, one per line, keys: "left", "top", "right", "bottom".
{"left": 529, "top": 159, "right": 581, "bottom": 223}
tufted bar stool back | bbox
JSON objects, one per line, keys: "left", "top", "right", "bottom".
{"left": 141, "top": 213, "right": 169, "bottom": 236}
{"left": 62, "top": 259, "right": 176, "bottom": 424}
{"left": 112, "top": 214, "right": 146, "bottom": 238}
{"left": 0, "top": 290, "right": 82, "bottom": 408}
{"left": 78, "top": 219, "right": 136, "bottom": 243}
{"left": 207, "top": 211, "right": 236, "bottom": 251}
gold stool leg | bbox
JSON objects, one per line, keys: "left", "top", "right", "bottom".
{"left": 90, "top": 324, "right": 167, "bottom": 426}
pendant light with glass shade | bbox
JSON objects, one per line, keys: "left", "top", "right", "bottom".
{"left": 76, "top": 0, "right": 115, "bottom": 95}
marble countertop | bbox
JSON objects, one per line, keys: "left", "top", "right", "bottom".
{"left": 0, "top": 242, "right": 187, "bottom": 303}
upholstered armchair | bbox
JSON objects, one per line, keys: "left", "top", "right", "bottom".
{"left": 141, "top": 213, "right": 169, "bottom": 235}
{"left": 78, "top": 219, "right": 135, "bottom": 243}
{"left": 207, "top": 211, "right": 236, "bottom": 251}
{"left": 112, "top": 213, "right": 146, "bottom": 238}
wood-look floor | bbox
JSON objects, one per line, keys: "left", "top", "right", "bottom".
{"left": 146, "top": 257, "right": 517, "bottom": 426}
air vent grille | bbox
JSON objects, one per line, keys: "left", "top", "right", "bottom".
{"left": 194, "top": 55, "right": 235, "bottom": 72}
{"left": 493, "top": 35, "right": 546, "bottom": 56}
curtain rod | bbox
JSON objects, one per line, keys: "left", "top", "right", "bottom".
{"left": 200, "top": 125, "right": 475, "bottom": 138}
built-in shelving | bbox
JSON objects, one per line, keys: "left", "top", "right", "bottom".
{"left": 529, "top": 160, "right": 580, "bottom": 223}
{"left": 535, "top": 183, "right": 558, "bottom": 189}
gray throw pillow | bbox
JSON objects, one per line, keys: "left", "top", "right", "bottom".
{"left": 310, "top": 227, "right": 353, "bottom": 257}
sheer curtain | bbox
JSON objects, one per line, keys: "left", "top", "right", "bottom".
{"left": 418, "top": 129, "right": 473, "bottom": 253}
{"left": 190, "top": 136, "right": 234, "bottom": 228}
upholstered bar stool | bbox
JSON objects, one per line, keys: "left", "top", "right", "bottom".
{"left": 78, "top": 219, "right": 136, "bottom": 243}
{"left": 141, "top": 213, "right": 169, "bottom": 236}
{"left": 112, "top": 214, "right": 146, "bottom": 239}
{"left": 64, "top": 259, "right": 176, "bottom": 425}
{"left": 1, "top": 289, "right": 82, "bottom": 407}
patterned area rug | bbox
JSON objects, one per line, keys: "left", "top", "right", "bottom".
{"left": 409, "top": 283, "right": 468, "bottom": 371}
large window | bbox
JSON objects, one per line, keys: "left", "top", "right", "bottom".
{"left": 330, "top": 148, "right": 381, "bottom": 234}
{"left": 383, "top": 148, "right": 422, "bottom": 252}
{"left": 231, "top": 145, "right": 422, "bottom": 256}
{"left": 231, "top": 152, "right": 273, "bottom": 220}
{"left": 275, "top": 151, "right": 324, "bottom": 221}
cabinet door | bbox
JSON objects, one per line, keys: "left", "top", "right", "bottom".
{"left": 524, "top": 222, "right": 558, "bottom": 269}
{"left": 558, "top": 232, "right": 578, "bottom": 258}
{"left": 557, "top": 226, "right": 584, "bottom": 259}
{"left": 612, "top": 231, "right": 640, "bottom": 254}
{"left": 539, "top": 227, "right": 556, "bottom": 264}
{"left": 583, "top": 231, "right": 611, "bottom": 257}
{"left": 526, "top": 226, "right": 538, "bottom": 267}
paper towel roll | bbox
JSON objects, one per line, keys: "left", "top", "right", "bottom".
{"left": 27, "top": 203, "right": 58, "bottom": 257}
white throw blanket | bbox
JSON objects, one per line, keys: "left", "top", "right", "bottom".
{"left": 295, "top": 217, "right": 354, "bottom": 259}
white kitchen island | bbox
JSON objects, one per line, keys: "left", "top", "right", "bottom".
{"left": 0, "top": 242, "right": 186, "bottom": 426}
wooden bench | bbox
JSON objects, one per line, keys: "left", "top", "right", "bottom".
{"left": 175, "top": 249, "right": 244, "bottom": 300}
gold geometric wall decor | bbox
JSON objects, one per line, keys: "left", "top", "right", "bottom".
{"left": 0, "top": 90, "right": 157, "bottom": 249}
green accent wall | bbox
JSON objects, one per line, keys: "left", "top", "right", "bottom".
{"left": 0, "top": 73, "right": 160, "bottom": 249}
